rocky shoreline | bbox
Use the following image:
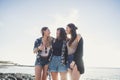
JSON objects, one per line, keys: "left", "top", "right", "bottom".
{"left": 0, "top": 61, "right": 35, "bottom": 80}
{"left": 0, "top": 73, "right": 35, "bottom": 80}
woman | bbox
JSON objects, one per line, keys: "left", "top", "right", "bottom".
{"left": 49, "top": 28, "right": 68, "bottom": 80}
{"left": 66, "top": 23, "right": 85, "bottom": 80}
{"left": 33, "top": 27, "right": 53, "bottom": 80}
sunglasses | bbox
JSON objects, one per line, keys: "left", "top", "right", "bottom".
{"left": 45, "top": 47, "right": 47, "bottom": 53}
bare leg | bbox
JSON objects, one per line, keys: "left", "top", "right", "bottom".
{"left": 35, "top": 65, "right": 43, "bottom": 80}
{"left": 72, "top": 65, "right": 81, "bottom": 80}
{"left": 67, "top": 69, "right": 72, "bottom": 80}
{"left": 42, "top": 65, "right": 49, "bottom": 80}
{"left": 51, "top": 72, "right": 58, "bottom": 80}
{"left": 60, "top": 72, "right": 67, "bottom": 80}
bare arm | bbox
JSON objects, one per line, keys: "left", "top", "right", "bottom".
{"left": 33, "top": 44, "right": 44, "bottom": 53}
{"left": 77, "top": 34, "right": 81, "bottom": 43}
{"left": 33, "top": 48, "right": 39, "bottom": 53}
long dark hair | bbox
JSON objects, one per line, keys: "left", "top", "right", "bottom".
{"left": 41, "top": 27, "right": 48, "bottom": 36}
{"left": 57, "top": 28, "right": 67, "bottom": 41}
{"left": 67, "top": 23, "right": 78, "bottom": 46}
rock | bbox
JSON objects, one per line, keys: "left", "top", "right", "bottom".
{"left": 0, "top": 73, "right": 35, "bottom": 80}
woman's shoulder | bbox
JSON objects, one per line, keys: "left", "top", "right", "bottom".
{"left": 50, "top": 36, "right": 55, "bottom": 40}
{"left": 35, "top": 37, "right": 42, "bottom": 43}
{"left": 49, "top": 36, "right": 56, "bottom": 43}
{"left": 37, "top": 37, "right": 42, "bottom": 40}
{"left": 76, "top": 34, "right": 82, "bottom": 42}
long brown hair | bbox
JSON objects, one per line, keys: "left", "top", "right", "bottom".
{"left": 67, "top": 23, "right": 78, "bottom": 46}
{"left": 41, "top": 27, "right": 52, "bottom": 47}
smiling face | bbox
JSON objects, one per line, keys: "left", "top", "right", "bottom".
{"left": 43, "top": 28, "right": 50, "bottom": 37}
{"left": 66, "top": 26, "right": 71, "bottom": 34}
{"left": 56, "top": 29, "right": 60, "bottom": 38}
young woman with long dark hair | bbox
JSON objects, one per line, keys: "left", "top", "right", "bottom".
{"left": 49, "top": 28, "right": 68, "bottom": 80}
{"left": 33, "top": 27, "right": 53, "bottom": 80}
{"left": 66, "top": 23, "right": 85, "bottom": 80}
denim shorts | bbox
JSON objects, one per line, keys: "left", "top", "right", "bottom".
{"left": 35, "top": 55, "right": 49, "bottom": 67}
{"left": 49, "top": 56, "right": 67, "bottom": 72}
{"left": 67, "top": 54, "right": 74, "bottom": 68}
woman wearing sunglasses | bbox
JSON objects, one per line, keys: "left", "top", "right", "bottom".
{"left": 33, "top": 27, "right": 54, "bottom": 80}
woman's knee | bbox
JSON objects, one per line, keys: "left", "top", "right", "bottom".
{"left": 60, "top": 72, "right": 67, "bottom": 80}
{"left": 72, "top": 67, "right": 81, "bottom": 80}
{"left": 51, "top": 72, "right": 58, "bottom": 80}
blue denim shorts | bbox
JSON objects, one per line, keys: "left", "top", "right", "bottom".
{"left": 35, "top": 55, "right": 49, "bottom": 67}
{"left": 49, "top": 56, "right": 67, "bottom": 72}
{"left": 67, "top": 54, "right": 74, "bottom": 68}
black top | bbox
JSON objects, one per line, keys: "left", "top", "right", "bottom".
{"left": 73, "top": 37, "right": 85, "bottom": 74}
{"left": 52, "top": 39, "right": 63, "bottom": 56}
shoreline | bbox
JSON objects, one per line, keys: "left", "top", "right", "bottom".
{"left": 0, "top": 64, "right": 34, "bottom": 67}
{"left": 0, "top": 60, "right": 34, "bottom": 67}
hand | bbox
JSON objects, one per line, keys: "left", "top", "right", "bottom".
{"left": 33, "top": 48, "right": 38, "bottom": 53}
{"left": 70, "top": 61, "right": 75, "bottom": 69}
{"left": 38, "top": 44, "right": 44, "bottom": 51}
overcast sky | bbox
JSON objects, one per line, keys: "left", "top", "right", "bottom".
{"left": 0, "top": 0, "right": 120, "bottom": 68}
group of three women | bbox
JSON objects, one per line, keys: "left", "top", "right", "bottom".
{"left": 33, "top": 23, "right": 84, "bottom": 80}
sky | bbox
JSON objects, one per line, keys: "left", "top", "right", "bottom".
{"left": 0, "top": 0, "right": 120, "bottom": 68}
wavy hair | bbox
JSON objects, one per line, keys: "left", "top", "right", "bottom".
{"left": 67, "top": 23, "right": 78, "bottom": 46}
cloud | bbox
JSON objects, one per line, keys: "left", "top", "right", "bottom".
{"left": 19, "top": 9, "right": 81, "bottom": 39}
{"left": 51, "top": 9, "right": 80, "bottom": 27}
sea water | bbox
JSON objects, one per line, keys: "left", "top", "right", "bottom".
{"left": 81, "top": 68, "right": 120, "bottom": 80}
{"left": 0, "top": 66, "right": 120, "bottom": 80}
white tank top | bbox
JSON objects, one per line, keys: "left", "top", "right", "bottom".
{"left": 40, "top": 47, "right": 50, "bottom": 57}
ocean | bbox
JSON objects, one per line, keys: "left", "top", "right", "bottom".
{"left": 0, "top": 66, "right": 120, "bottom": 80}
{"left": 81, "top": 68, "right": 120, "bottom": 80}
